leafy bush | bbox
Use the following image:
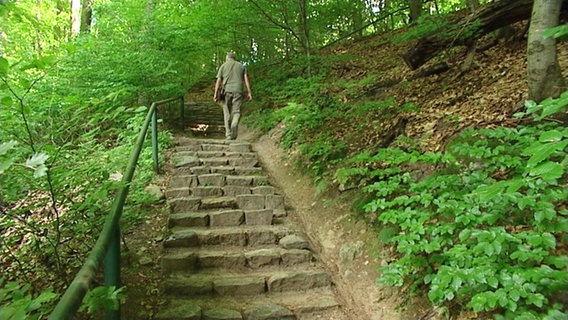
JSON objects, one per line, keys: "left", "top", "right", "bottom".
{"left": 336, "top": 92, "right": 568, "bottom": 318}
{"left": 0, "top": 279, "right": 58, "bottom": 320}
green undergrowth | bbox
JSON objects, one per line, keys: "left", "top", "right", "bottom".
{"left": 245, "top": 57, "right": 567, "bottom": 317}
{"left": 336, "top": 92, "right": 568, "bottom": 319}
{"left": 1, "top": 54, "right": 173, "bottom": 318}
{"left": 244, "top": 33, "right": 568, "bottom": 318}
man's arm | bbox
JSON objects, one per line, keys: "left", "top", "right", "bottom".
{"left": 213, "top": 77, "right": 222, "bottom": 102}
{"left": 244, "top": 72, "right": 252, "bottom": 101}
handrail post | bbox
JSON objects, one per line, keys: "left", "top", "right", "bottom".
{"left": 151, "top": 103, "right": 159, "bottom": 173}
{"left": 104, "top": 224, "right": 121, "bottom": 320}
{"left": 180, "top": 96, "right": 185, "bottom": 132}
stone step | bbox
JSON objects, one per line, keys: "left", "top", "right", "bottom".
{"left": 192, "top": 174, "right": 267, "bottom": 188}
{"left": 168, "top": 208, "right": 287, "bottom": 228}
{"left": 173, "top": 150, "right": 258, "bottom": 159}
{"left": 172, "top": 166, "right": 263, "bottom": 177}
{"left": 161, "top": 246, "right": 314, "bottom": 272}
{"left": 167, "top": 196, "right": 237, "bottom": 213}
{"left": 164, "top": 225, "right": 298, "bottom": 248}
{"left": 166, "top": 183, "right": 276, "bottom": 199}
{"left": 168, "top": 174, "right": 270, "bottom": 188}
{"left": 168, "top": 208, "right": 285, "bottom": 228}
{"left": 163, "top": 268, "right": 332, "bottom": 296}
{"left": 167, "top": 193, "right": 284, "bottom": 213}
{"left": 173, "top": 157, "right": 260, "bottom": 171}
{"left": 174, "top": 141, "right": 252, "bottom": 153}
{"left": 155, "top": 288, "right": 343, "bottom": 320}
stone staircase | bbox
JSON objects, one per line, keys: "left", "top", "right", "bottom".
{"left": 156, "top": 137, "right": 348, "bottom": 320}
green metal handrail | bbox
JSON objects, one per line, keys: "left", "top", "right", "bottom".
{"left": 49, "top": 96, "right": 184, "bottom": 320}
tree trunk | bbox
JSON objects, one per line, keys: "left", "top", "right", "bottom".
{"left": 35, "top": 0, "right": 44, "bottom": 57}
{"left": 408, "top": 0, "right": 423, "bottom": 22}
{"left": 402, "top": 0, "right": 534, "bottom": 70}
{"left": 80, "top": 0, "right": 93, "bottom": 33}
{"left": 298, "top": 0, "right": 311, "bottom": 76}
{"left": 527, "top": 0, "right": 566, "bottom": 103}
{"left": 466, "top": 0, "right": 480, "bottom": 12}
{"left": 70, "top": 0, "right": 81, "bottom": 37}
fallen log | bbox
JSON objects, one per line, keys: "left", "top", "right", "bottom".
{"left": 402, "top": 0, "right": 533, "bottom": 70}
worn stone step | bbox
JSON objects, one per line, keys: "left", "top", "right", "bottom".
{"left": 168, "top": 174, "right": 270, "bottom": 188}
{"left": 168, "top": 196, "right": 239, "bottom": 213}
{"left": 161, "top": 246, "right": 314, "bottom": 272}
{"left": 172, "top": 166, "right": 263, "bottom": 177}
{"left": 164, "top": 225, "right": 296, "bottom": 248}
{"left": 169, "top": 208, "right": 272, "bottom": 228}
{"left": 174, "top": 150, "right": 257, "bottom": 158}
{"left": 168, "top": 192, "right": 284, "bottom": 213}
{"left": 168, "top": 175, "right": 270, "bottom": 188}
{"left": 155, "top": 288, "right": 343, "bottom": 320}
{"left": 163, "top": 268, "right": 332, "bottom": 296}
{"left": 168, "top": 208, "right": 288, "bottom": 228}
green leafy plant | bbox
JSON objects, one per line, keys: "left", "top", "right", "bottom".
{"left": 79, "top": 285, "right": 127, "bottom": 316}
{"left": 337, "top": 93, "right": 568, "bottom": 318}
{"left": 0, "top": 279, "right": 58, "bottom": 320}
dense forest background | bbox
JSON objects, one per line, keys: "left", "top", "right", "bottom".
{"left": 1, "top": 0, "right": 567, "bottom": 319}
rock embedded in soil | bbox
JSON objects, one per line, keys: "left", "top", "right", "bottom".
{"left": 246, "top": 304, "right": 295, "bottom": 320}
{"left": 279, "top": 234, "right": 310, "bottom": 250}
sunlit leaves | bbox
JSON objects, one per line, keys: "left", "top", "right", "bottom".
{"left": 0, "top": 141, "right": 18, "bottom": 175}
{"left": 24, "top": 153, "right": 49, "bottom": 178}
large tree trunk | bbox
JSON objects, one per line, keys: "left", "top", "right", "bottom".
{"left": 527, "top": 0, "right": 566, "bottom": 103}
{"left": 402, "top": 0, "right": 534, "bottom": 70}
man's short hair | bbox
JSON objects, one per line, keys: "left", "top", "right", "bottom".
{"left": 226, "top": 52, "right": 235, "bottom": 59}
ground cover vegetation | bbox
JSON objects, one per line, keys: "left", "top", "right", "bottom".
{"left": 1, "top": 0, "right": 566, "bottom": 319}
{"left": 242, "top": 3, "right": 568, "bottom": 320}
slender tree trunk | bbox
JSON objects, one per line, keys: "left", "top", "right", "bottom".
{"left": 527, "top": 0, "right": 566, "bottom": 102}
{"left": 80, "top": 0, "right": 93, "bottom": 33}
{"left": 408, "top": 0, "right": 423, "bottom": 22}
{"left": 35, "top": 0, "right": 44, "bottom": 57}
{"left": 351, "top": 0, "right": 366, "bottom": 38}
{"left": 298, "top": 0, "right": 311, "bottom": 76}
{"left": 70, "top": 0, "right": 81, "bottom": 37}
{"left": 466, "top": 0, "right": 480, "bottom": 12}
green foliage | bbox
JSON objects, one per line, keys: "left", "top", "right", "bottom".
{"left": 391, "top": 15, "right": 452, "bottom": 44}
{"left": 298, "top": 134, "right": 347, "bottom": 178}
{"left": 79, "top": 286, "right": 127, "bottom": 316}
{"left": 0, "top": 279, "right": 58, "bottom": 320}
{"left": 1, "top": 1, "right": 173, "bottom": 301}
{"left": 353, "top": 97, "right": 396, "bottom": 116}
{"left": 543, "top": 24, "right": 568, "bottom": 39}
{"left": 337, "top": 94, "right": 568, "bottom": 318}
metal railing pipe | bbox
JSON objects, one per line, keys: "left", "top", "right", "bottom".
{"left": 49, "top": 102, "right": 157, "bottom": 320}
{"left": 48, "top": 94, "right": 185, "bottom": 319}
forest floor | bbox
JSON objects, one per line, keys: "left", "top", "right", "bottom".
{"left": 119, "top": 21, "right": 568, "bottom": 320}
